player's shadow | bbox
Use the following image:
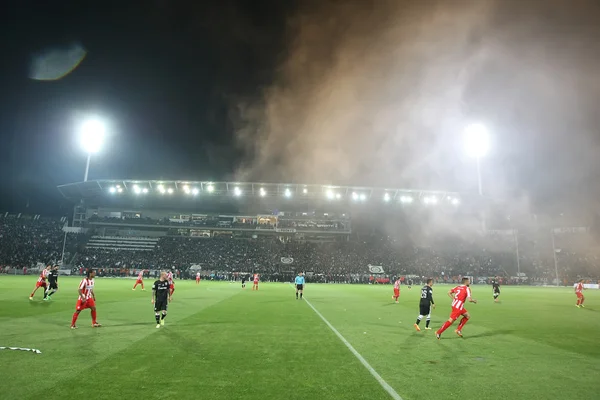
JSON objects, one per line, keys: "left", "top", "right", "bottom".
{"left": 464, "top": 329, "right": 514, "bottom": 339}
{"left": 28, "top": 300, "right": 51, "bottom": 307}
{"left": 105, "top": 322, "right": 152, "bottom": 327}
{"left": 381, "top": 303, "right": 398, "bottom": 307}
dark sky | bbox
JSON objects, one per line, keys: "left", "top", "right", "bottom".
{"left": 1, "top": 0, "right": 600, "bottom": 216}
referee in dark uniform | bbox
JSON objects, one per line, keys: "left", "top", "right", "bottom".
{"left": 414, "top": 278, "right": 435, "bottom": 331}
{"left": 44, "top": 265, "right": 60, "bottom": 301}
{"left": 152, "top": 271, "right": 171, "bottom": 328}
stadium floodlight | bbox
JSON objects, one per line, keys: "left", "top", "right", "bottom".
{"left": 192, "top": 188, "right": 199, "bottom": 195}
{"left": 352, "top": 192, "right": 358, "bottom": 200}
{"left": 464, "top": 123, "right": 490, "bottom": 196}
{"left": 167, "top": 188, "right": 174, "bottom": 194}
{"left": 326, "top": 189, "right": 334, "bottom": 199}
{"left": 206, "top": 184, "right": 215, "bottom": 193}
{"left": 359, "top": 193, "right": 366, "bottom": 201}
{"left": 117, "top": 187, "right": 123, "bottom": 193}
{"left": 142, "top": 188, "right": 149, "bottom": 194}
{"left": 451, "top": 197, "right": 460, "bottom": 205}
{"left": 234, "top": 187, "right": 242, "bottom": 196}
{"left": 157, "top": 184, "right": 166, "bottom": 194}
{"left": 109, "top": 187, "right": 116, "bottom": 194}
{"left": 335, "top": 193, "right": 341, "bottom": 199}
{"left": 79, "top": 117, "right": 106, "bottom": 182}
{"left": 284, "top": 188, "right": 292, "bottom": 198}
{"left": 259, "top": 188, "right": 266, "bottom": 197}
{"left": 383, "top": 193, "right": 391, "bottom": 202}
{"left": 183, "top": 185, "right": 191, "bottom": 194}
{"left": 303, "top": 188, "right": 308, "bottom": 194}
{"left": 133, "top": 185, "right": 141, "bottom": 194}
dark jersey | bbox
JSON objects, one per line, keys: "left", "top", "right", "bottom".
{"left": 48, "top": 270, "right": 59, "bottom": 283}
{"left": 153, "top": 280, "right": 170, "bottom": 302}
{"left": 492, "top": 282, "right": 500, "bottom": 292}
{"left": 419, "top": 285, "right": 434, "bottom": 305}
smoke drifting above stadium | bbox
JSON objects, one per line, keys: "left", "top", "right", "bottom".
{"left": 232, "top": 0, "right": 600, "bottom": 209}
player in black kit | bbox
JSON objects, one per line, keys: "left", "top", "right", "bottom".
{"left": 152, "top": 271, "right": 171, "bottom": 328}
{"left": 241, "top": 276, "right": 246, "bottom": 289}
{"left": 44, "top": 265, "right": 60, "bottom": 301}
{"left": 492, "top": 278, "right": 501, "bottom": 302}
{"left": 414, "top": 279, "right": 435, "bottom": 331}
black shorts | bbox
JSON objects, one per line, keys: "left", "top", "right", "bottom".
{"left": 296, "top": 284, "right": 304, "bottom": 291}
{"left": 154, "top": 300, "right": 168, "bottom": 312}
{"left": 48, "top": 281, "right": 58, "bottom": 290}
{"left": 419, "top": 303, "right": 431, "bottom": 316}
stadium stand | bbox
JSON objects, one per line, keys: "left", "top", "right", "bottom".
{"left": 85, "top": 236, "right": 159, "bottom": 251}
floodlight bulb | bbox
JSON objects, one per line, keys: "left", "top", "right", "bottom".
{"left": 109, "top": 187, "right": 116, "bottom": 194}
{"left": 284, "top": 189, "right": 291, "bottom": 197}
{"left": 183, "top": 185, "right": 190, "bottom": 194}
{"left": 259, "top": 188, "right": 266, "bottom": 197}
{"left": 335, "top": 193, "right": 341, "bottom": 199}
{"left": 359, "top": 193, "right": 366, "bottom": 201}
{"left": 234, "top": 187, "right": 241, "bottom": 196}
{"left": 117, "top": 188, "right": 123, "bottom": 193}
{"left": 192, "top": 188, "right": 199, "bottom": 195}
{"left": 352, "top": 192, "right": 358, "bottom": 200}
{"left": 142, "top": 188, "right": 149, "bottom": 194}
{"left": 207, "top": 185, "right": 214, "bottom": 193}
{"left": 133, "top": 186, "right": 141, "bottom": 194}
{"left": 464, "top": 123, "right": 490, "bottom": 158}
{"left": 303, "top": 188, "right": 308, "bottom": 194}
{"left": 79, "top": 118, "right": 106, "bottom": 154}
{"left": 383, "top": 193, "right": 390, "bottom": 202}
{"left": 167, "top": 188, "right": 174, "bottom": 194}
{"left": 326, "top": 190, "right": 334, "bottom": 199}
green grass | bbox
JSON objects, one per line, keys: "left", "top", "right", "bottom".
{"left": 0, "top": 277, "right": 598, "bottom": 400}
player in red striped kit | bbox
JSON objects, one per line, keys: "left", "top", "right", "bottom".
{"left": 132, "top": 270, "right": 146, "bottom": 291}
{"left": 252, "top": 274, "right": 259, "bottom": 291}
{"left": 196, "top": 272, "right": 201, "bottom": 285}
{"left": 29, "top": 265, "right": 51, "bottom": 300}
{"left": 392, "top": 278, "right": 401, "bottom": 303}
{"left": 436, "top": 277, "right": 477, "bottom": 339}
{"left": 167, "top": 270, "right": 175, "bottom": 296}
{"left": 70, "top": 269, "right": 101, "bottom": 329}
{"left": 575, "top": 279, "right": 586, "bottom": 308}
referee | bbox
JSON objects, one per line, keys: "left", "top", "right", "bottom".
{"left": 44, "top": 265, "right": 59, "bottom": 301}
{"left": 152, "top": 271, "right": 171, "bottom": 328}
{"left": 295, "top": 272, "right": 305, "bottom": 300}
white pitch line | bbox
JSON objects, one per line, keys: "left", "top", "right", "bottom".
{"left": 302, "top": 296, "right": 403, "bottom": 400}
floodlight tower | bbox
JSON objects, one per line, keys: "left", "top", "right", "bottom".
{"left": 464, "top": 123, "right": 490, "bottom": 196}
{"left": 79, "top": 118, "right": 106, "bottom": 182}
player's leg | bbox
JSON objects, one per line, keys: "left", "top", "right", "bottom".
{"left": 299, "top": 288, "right": 303, "bottom": 299}
{"left": 160, "top": 309, "right": 167, "bottom": 326}
{"left": 296, "top": 287, "right": 299, "bottom": 299}
{"left": 576, "top": 294, "right": 581, "bottom": 307}
{"left": 455, "top": 311, "right": 470, "bottom": 336}
{"left": 425, "top": 313, "right": 432, "bottom": 329}
{"left": 71, "top": 300, "right": 84, "bottom": 328}
{"left": 436, "top": 314, "right": 457, "bottom": 337}
{"left": 141, "top": 281, "right": 144, "bottom": 290}
{"left": 414, "top": 314, "right": 423, "bottom": 331}
{"left": 30, "top": 285, "right": 39, "bottom": 299}
{"left": 580, "top": 295, "right": 585, "bottom": 307}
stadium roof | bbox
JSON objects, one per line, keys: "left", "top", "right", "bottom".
{"left": 57, "top": 179, "right": 463, "bottom": 206}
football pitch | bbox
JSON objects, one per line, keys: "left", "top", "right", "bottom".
{"left": 1, "top": 277, "right": 599, "bottom": 400}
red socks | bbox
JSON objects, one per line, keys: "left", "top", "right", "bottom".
{"left": 91, "top": 310, "right": 97, "bottom": 324}
{"left": 457, "top": 317, "right": 469, "bottom": 331}
{"left": 437, "top": 320, "right": 453, "bottom": 334}
{"left": 71, "top": 313, "right": 79, "bottom": 326}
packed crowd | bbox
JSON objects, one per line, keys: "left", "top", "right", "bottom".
{"left": 2, "top": 215, "right": 598, "bottom": 283}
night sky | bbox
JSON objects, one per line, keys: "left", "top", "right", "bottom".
{"left": 1, "top": 0, "right": 600, "bottom": 216}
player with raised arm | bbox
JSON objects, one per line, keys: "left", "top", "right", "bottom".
{"left": 252, "top": 274, "right": 259, "bottom": 291}
{"left": 492, "top": 277, "right": 500, "bottom": 303}
{"left": 132, "top": 269, "right": 146, "bottom": 291}
{"left": 70, "top": 269, "right": 101, "bottom": 329}
{"left": 295, "top": 272, "right": 305, "bottom": 300}
{"left": 152, "top": 271, "right": 171, "bottom": 328}
{"left": 196, "top": 272, "right": 201, "bottom": 285}
{"left": 167, "top": 270, "right": 175, "bottom": 297}
{"left": 30, "top": 265, "right": 51, "bottom": 300}
{"left": 392, "top": 277, "right": 401, "bottom": 303}
{"left": 436, "top": 277, "right": 477, "bottom": 339}
{"left": 44, "top": 265, "right": 59, "bottom": 301}
{"left": 414, "top": 278, "right": 435, "bottom": 331}
{"left": 575, "top": 279, "right": 586, "bottom": 308}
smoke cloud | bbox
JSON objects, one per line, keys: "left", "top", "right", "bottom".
{"left": 232, "top": 0, "right": 600, "bottom": 210}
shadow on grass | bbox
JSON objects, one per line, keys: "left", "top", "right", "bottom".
{"left": 463, "top": 329, "right": 514, "bottom": 339}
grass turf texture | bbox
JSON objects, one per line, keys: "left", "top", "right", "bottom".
{"left": 0, "top": 277, "right": 598, "bottom": 400}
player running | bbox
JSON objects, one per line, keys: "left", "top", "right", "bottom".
{"left": 152, "top": 271, "right": 172, "bottom": 328}
{"left": 575, "top": 279, "right": 586, "bottom": 308}
{"left": 252, "top": 274, "right": 259, "bottom": 291}
{"left": 70, "top": 269, "right": 101, "bottom": 329}
{"left": 295, "top": 272, "right": 305, "bottom": 300}
{"left": 407, "top": 279, "right": 413, "bottom": 290}
{"left": 241, "top": 276, "right": 246, "bottom": 289}
{"left": 196, "top": 272, "right": 201, "bottom": 285}
{"left": 414, "top": 278, "right": 435, "bottom": 331}
{"left": 392, "top": 278, "right": 401, "bottom": 303}
{"left": 30, "top": 265, "right": 51, "bottom": 300}
{"left": 44, "top": 265, "right": 59, "bottom": 301}
{"left": 167, "top": 270, "right": 175, "bottom": 296}
{"left": 436, "top": 277, "right": 477, "bottom": 339}
{"left": 492, "top": 278, "right": 500, "bottom": 303}
{"left": 132, "top": 270, "right": 146, "bottom": 291}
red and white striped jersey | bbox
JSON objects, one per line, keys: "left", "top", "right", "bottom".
{"left": 137, "top": 271, "right": 144, "bottom": 280}
{"left": 167, "top": 272, "right": 174, "bottom": 285}
{"left": 450, "top": 285, "right": 471, "bottom": 311}
{"left": 196, "top": 272, "right": 200, "bottom": 278}
{"left": 253, "top": 274, "right": 259, "bottom": 283}
{"left": 394, "top": 280, "right": 401, "bottom": 289}
{"left": 79, "top": 278, "right": 95, "bottom": 300}
{"left": 575, "top": 282, "right": 584, "bottom": 294}
{"left": 37, "top": 269, "right": 49, "bottom": 283}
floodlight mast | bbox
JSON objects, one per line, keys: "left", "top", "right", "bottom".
{"left": 79, "top": 118, "right": 106, "bottom": 182}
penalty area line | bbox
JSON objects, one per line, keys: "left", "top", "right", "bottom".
{"left": 302, "top": 296, "right": 403, "bottom": 400}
